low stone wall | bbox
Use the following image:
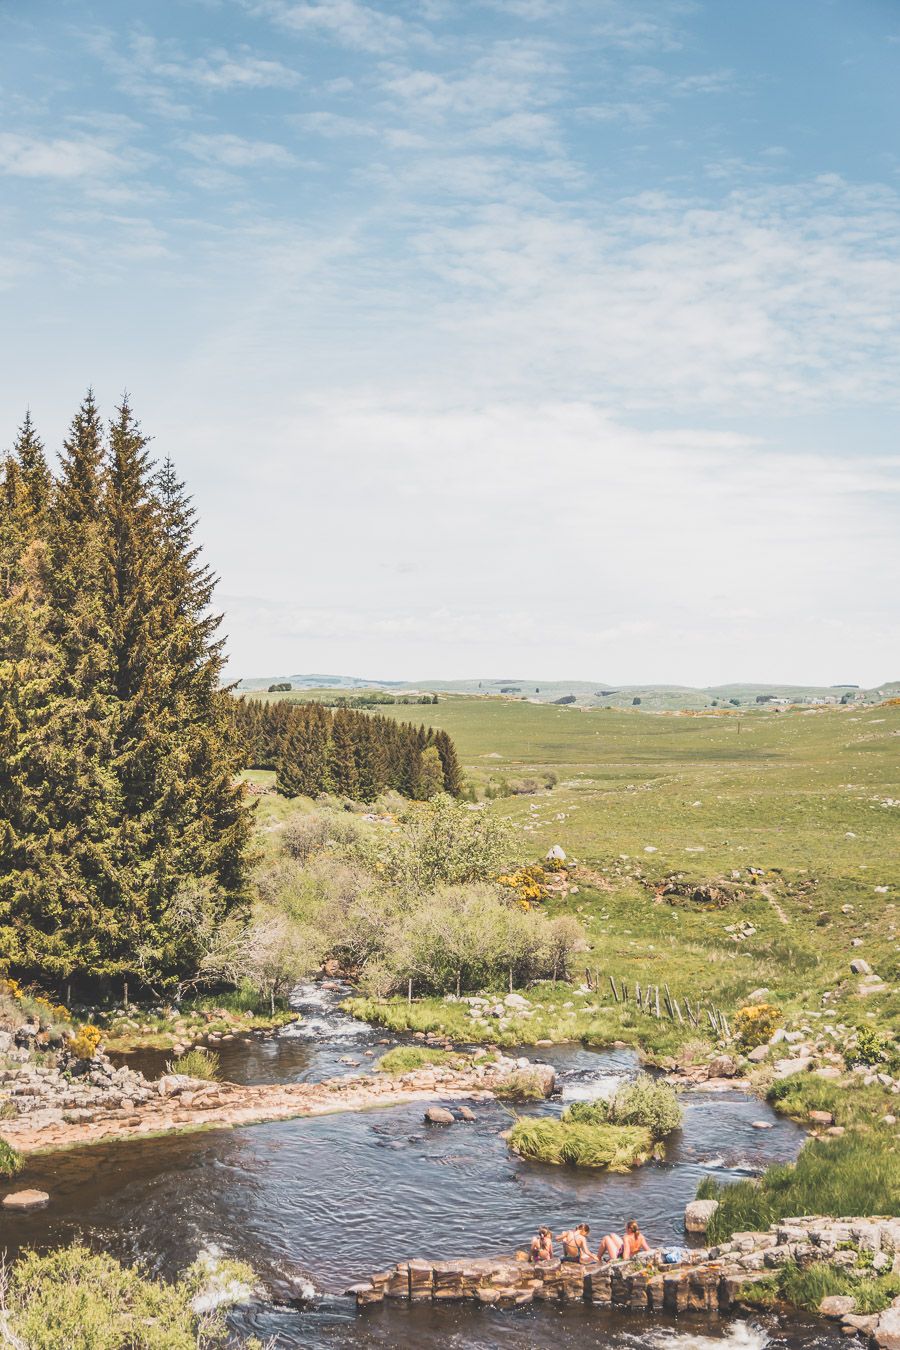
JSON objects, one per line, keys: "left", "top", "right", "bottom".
{"left": 347, "top": 1216, "right": 900, "bottom": 1345}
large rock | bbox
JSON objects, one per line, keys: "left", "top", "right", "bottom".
{"left": 504, "top": 994, "right": 531, "bottom": 1011}
{"left": 2, "top": 1189, "right": 49, "bottom": 1211}
{"left": 424, "top": 1106, "right": 455, "bottom": 1125}
{"left": 707, "top": 1055, "right": 739, "bottom": 1079}
{"left": 850, "top": 958, "right": 872, "bottom": 975}
{"left": 819, "top": 1294, "right": 856, "bottom": 1318}
{"left": 874, "top": 1298, "right": 900, "bottom": 1349}
{"left": 546, "top": 845, "right": 566, "bottom": 863}
{"left": 684, "top": 1200, "right": 719, "bottom": 1234}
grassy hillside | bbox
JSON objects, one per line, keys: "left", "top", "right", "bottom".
{"left": 238, "top": 675, "right": 897, "bottom": 710}
{"left": 248, "top": 694, "right": 899, "bottom": 1029}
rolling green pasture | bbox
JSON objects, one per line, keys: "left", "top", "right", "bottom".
{"left": 248, "top": 693, "right": 899, "bottom": 1031}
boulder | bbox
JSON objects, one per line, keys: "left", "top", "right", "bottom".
{"left": 850, "top": 958, "right": 872, "bottom": 976}
{"left": 874, "top": 1298, "right": 900, "bottom": 1349}
{"left": 504, "top": 994, "right": 531, "bottom": 1011}
{"left": 455, "top": 1106, "right": 476, "bottom": 1122}
{"left": 707, "top": 1055, "right": 739, "bottom": 1079}
{"left": 546, "top": 845, "right": 566, "bottom": 863}
{"left": 808, "top": 1110, "right": 834, "bottom": 1126}
{"left": 2, "top": 1189, "right": 49, "bottom": 1211}
{"left": 157, "top": 1074, "right": 194, "bottom": 1098}
{"left": 747, "top": 1045, "right": 769, "bottom": 1063}
{"left": 684, "top": 1200, "right": 719, "bottom": 1234}
{"left": 424, "top": 1106, "right": 455, "bottom": 1125}
{"left": 819, "top": 1294, "right": 856, "bottom": 1318}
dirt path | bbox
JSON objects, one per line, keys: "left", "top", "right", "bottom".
{"left": 759, "top": 882, "right": 789, "bottom": 926}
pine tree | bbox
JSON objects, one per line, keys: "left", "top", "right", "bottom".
{"left": 0, "top": 395, "right": 251, "bottom": 990}
{"left": 327, "top": 708, "right": 359, "bottom": 797}
{"left": 434, "top": 729, "right": 463, "bottom": 796}
{"left": 13, "top": 413, "right": 52, "bottom": 534}
{"left": 417, "top": 744, "right": 445, "bottom": 800}
{"left": 277, "top": 704, "right": 329, "bottom": 797}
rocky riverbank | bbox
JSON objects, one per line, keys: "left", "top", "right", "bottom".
{"left": 348, "top": 1215, "right": 900, "bottom": 1346}
{"left": 0, "top": 1048, "right": 555, "bottom": 1155}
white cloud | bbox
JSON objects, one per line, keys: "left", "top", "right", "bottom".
{"left": 179, "top": 133, "right": 297, "bottom": 166}
{"left": 196, "top": 397, "right": 899, "bottom": 683}
{"left": 0, "top": 132, "right": 130, "bottom": 179}
{"left": 257, "top": 0, "right": 417, "bottom": 53}
{"left": 292, "top": 111, "right": 377, "bottom": 137}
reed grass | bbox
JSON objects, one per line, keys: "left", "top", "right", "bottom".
{"left": 509, "top": 1116, "right": 653, "bottom": 1170}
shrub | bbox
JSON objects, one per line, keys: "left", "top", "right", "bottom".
{"left": 167, "top": 1048, "right": 221, "bottom": 1081}
{"left": 281, "top": 813, "right": 331, "bottom": 862}
{"left": 376, "top": 1046, "right": 462, "bottom": 1074}
{"left": 509, "top": 1117, "right": 653, "bottom": 1170}
{"left": 68, "top": 1025, "right": 102, "bottom": 1061}
{"left": 778, "top": 1261, "right": 900, "bottom": 1314}
{"left": 0, "top": 1245, "right": 240, "bottom": 1349}
{"left": 697, "top": 1129, "right": 900, "bottom": 1244}
{"left": 849, "top": 1026, "right": 890, "bottom": 1067}
{"left": 0, "top": 1137, "right": 22, "bottom": 1178}
{"left": 349, "top": 794, "right": 515, "bottom": 894}
{"left": 567, "top": 1075, "right": 681, "bottom": 1140}
{"left": 734, "top": 1002, "right": 781, "bottom": 1048}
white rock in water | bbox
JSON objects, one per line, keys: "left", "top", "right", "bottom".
{"left": 684, "top": 1199, "right": 719, "bottom": 1234}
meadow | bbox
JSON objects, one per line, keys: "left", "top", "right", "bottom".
{"left": 249, "top": 693, "right": 899, "bottom": 1033}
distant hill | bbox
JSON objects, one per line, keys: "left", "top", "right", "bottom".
{"left": 236, "top": 673, "right": 898, "bottom": 711}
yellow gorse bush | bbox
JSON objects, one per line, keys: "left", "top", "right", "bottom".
{"left": 69, "top": 1024, "right": 102, "bottom": 1060}
{"left": 734, "top": 1002, "right": 781, "bottom": 1048}
{"left": 496, "top": 864, "right": 548, "bottom": 909}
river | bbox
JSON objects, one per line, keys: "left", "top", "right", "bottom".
{"left": 0, "top": 985, "right": 844, "bottom": 1349}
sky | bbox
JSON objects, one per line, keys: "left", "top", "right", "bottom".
{"left": 1, "top": 0, "right": 899, "bottom": 687}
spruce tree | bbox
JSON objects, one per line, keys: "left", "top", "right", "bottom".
{"left": 0, "top": 394, "right": 251, "bottom": 990}
{"left": 277, "top": 704, "right": 329, "bottom": 797}
{"left": 434, "top": 729, "right": 463, "bottom": 796}
{"left": 327, "top": 708, "right": 359, "bottom": 797}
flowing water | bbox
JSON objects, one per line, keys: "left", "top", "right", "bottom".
{"left": 1, "top": 985, "right": 844, "bottom": 1349}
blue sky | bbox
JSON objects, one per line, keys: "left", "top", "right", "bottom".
{"left": 2, "top": 0, "right": 898, "bottom": 685}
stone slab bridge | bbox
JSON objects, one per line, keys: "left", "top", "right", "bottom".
{"left": 347, "top": 1215, "right": 900, "bottom": 1345}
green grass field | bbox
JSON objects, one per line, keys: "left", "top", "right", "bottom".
{"left": 248, "top": 694, "right": 899, "bottom": 1039}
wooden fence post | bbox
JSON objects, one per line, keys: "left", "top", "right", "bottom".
{"left": 609, "top": 975, "right": 619, "bottom": 1003}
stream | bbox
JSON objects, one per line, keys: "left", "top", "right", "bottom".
{"left": 0, "top": 985, "right": 844, "bottom": 1349}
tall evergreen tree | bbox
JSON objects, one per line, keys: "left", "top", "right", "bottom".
{"left": 327, "top": 708, "right": 359, "bottom": 798}
{"left": 434, "top": 729, "right": 463, "bottom": 796}
{"left": 0, "top": 394, "right": 251, "bottom": 990}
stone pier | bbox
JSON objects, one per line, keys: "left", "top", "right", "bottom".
{"left": 347, "top": 1215, "right": 900, "bottom": 1344}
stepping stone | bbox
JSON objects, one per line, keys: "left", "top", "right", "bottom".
{"left": 3, "top": 1189, "right": 49, "bottom": 1211}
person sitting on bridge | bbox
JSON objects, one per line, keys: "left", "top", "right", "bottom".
{"left": 599, "top": 1218, "right": 650, "bottom": 1262}
{"left": 559, "top": 1223, "right": 593, "bottom": 1263}
{"left": 530, "top": 1226, "right": 554, "bottom": 1263}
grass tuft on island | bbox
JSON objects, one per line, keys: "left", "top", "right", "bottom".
{"left": 167, "top": 1048, "right": 221, "bottom": 1080}
{"left": 509, "top": 1116, "right": 654, "bottom": 1170}
{"left": 0, "top": 1136, "right": 23, "bottom": 1178}
{"left": 375, "top": 1046, "right": 465, "bottom": 1074}
{"left": 697, "top": 1129, "right": 900, "bottom": 1244}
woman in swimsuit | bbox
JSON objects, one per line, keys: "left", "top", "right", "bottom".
{"left": 559, "top": 1223, "right": 592, "bottom": 1263}
{"left": 599, "top": 1219, "right": 650, "bottom": 1262}
{"left": 530, "top": 1226, "right": 554, "bottom": 1263}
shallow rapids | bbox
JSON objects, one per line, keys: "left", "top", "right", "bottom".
{"left": 0, "top": 984, "right": 844, "bottom": 1348}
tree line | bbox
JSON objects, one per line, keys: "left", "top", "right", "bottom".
{"left": 231, "top": 697, "right": 463, "bottom": 801}
{"left": 0, "top": 395, "right": 252, "bottom": 992}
